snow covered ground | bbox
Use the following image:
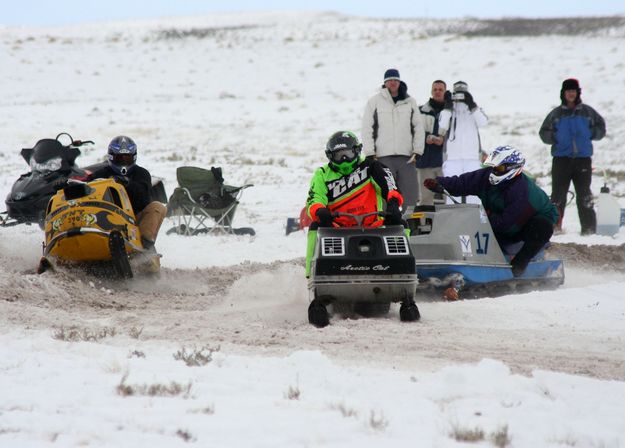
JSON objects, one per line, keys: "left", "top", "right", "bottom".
{"left": 1, "top": 12, "right": 625, "bottom": 447}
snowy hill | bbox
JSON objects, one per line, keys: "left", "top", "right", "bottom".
{"left": 1, "top": 12, "right": 625, "bottom": 447}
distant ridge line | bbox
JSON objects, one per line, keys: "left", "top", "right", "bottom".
{"left": 153, "top": 15, "right": 625, "bottom": 41}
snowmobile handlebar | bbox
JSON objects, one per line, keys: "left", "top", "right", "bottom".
{"left": 71, "top": 140, "right": 95, "bottom": 147}
{"left": 442, "top": 188, "right": 460, "bottom": 204}
{"left": 55, "top": 132, "right": 94, "bottom": 148}
{"left": 330, "top": 211, "right": 387, "bottom": 228}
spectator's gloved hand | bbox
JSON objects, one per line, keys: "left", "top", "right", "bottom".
{"left": 424, "top": 178, "right": 444, "bottom": 194}
{"left": 463, "top": 92, "right": 477, "bottom": 110}
{"left": 385, "top": 198, "right": 403, "bottom": 225}
{"left": 315, "top": 207, "right": 334, "bottom": 226}
{"left": 426, "top": 134, "right": 441, "bottom": 145}
{"left": 444, "top": 90, "right": 453, "bottom": 110}
{"left": 113, "top": 175, "right": 129, "bottom": 187}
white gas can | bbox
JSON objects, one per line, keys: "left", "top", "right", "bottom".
{"left": 596, "top": 184, "right": 621, "bottom": 236}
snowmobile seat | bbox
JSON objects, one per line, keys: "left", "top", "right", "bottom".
{"left": 166, "top": 166, "right": 255, "bottom": 236}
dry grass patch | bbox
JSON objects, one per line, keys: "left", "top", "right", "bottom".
{"left": 328, "top": 402, "right": 358, "bottom": 418}
{"left": 52, "top": 326, "right": 116, "bottom": 342}
{"left": 128, "top": 326, "right": 143, "bottom": 339}
{"left": 368, "top": 410, "right": 389, "bottom": 431}
{"left": 116, "top": 373, "right": 192, "bottom": 398}
{"left": 491, "top": 424, "right": 511, "bottom": 447}
{"left": 449, "top": 423, "right": 511, "bottom": 446}
{"left": 188, "top": 405, "right": 215, "bottom": 415}
{"left": 173, "top": 345, "right": 220, "bottom": 367}
{"left": 450, "top": 424, "right": 485, "bottom": 443}
{"left": 284, "top": 384, "right": 301, "bottom": 400}
{"left": 176, "top": 429, "right": 195, "bottom": 442}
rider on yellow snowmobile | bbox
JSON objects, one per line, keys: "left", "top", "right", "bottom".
{"left": 88, "top": 136, "right": 167, "bottom": 253}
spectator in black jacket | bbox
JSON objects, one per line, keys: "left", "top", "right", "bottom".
{"left": 88, "top": 136, "right": 166, "bottom": 252}
{"left": 417, "top": 80, "right": 447, "bottom": 205}
{"left": 539, "top": 78, "right": 606, "bottom": 234}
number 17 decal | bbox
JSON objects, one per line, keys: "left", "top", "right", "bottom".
{"left": 475, "top": 232, "right": 489, "bottom": 254}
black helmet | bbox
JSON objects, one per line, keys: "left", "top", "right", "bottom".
{"left": 107, "top": 136, "right": 137, "bottom": 175}
{"left": 325, "top": 131, "right": 362, "bottom": 175}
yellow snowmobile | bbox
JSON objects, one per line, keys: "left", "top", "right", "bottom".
{"left": 37, "top": 178, "right": 159, "bottom": 278}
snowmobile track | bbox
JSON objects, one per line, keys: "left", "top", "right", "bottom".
{"left": 1, "top": 244, "right": 624, "bottom": 381}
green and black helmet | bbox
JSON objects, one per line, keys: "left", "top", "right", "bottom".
{"left": 325, "top": 131, "right": 363, "bottom": 175}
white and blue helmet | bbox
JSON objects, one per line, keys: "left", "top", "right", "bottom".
{"left": 107, "top": 136, "right": 137, "bottom": 175}
{"left": 483, "top": 146, "right": 525, "bottom": 185}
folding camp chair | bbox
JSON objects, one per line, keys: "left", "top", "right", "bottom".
{"left": 166, "top": 166, "right": 255, "bottom": 236}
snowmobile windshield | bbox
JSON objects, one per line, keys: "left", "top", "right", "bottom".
{"left": 29, "top": 156, "right": 63, "bottom": 174}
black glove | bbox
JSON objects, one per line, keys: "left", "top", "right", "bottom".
{"left": 424, "top": 178, "right": 444, "bottom": 194}
{"left": 443, "top": 90, "right": 453, "bottom": 110}
{"left": 113, "top": 175, "right": 129, "bottom": 187}
{"left": 463, "top": 92, "right": 477, "bottom": 110}
{"left": 315, "top": 207, "right": 334, "bottom": 226}
{"left": 385, "top": 198, "right": 403, "bottom": 225}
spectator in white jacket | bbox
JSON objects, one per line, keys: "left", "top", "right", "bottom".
{"left": 361, "top": 68, "right": 425, "bottom": 208}
{"left": 438, "top": 80, "right": 488, "bottom": 204}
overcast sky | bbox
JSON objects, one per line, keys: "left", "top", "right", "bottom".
{"left": 3, "top": 0, "right": 625, "bottom": 27}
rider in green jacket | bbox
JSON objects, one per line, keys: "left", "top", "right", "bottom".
{"left": 305, "top": 131, "right": 405, "bottom": 277}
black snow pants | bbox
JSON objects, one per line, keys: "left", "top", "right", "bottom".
{"left": 497, "top": 215, "right": 554, "bottom": 276}
{"left": 551, "top": 156, "right": 596, "bottom": 234}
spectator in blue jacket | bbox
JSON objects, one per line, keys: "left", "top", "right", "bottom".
{"left": 539, "top": 78, "right": 606, "bottom": 234}
{"left": 424, "top": 146, "right": 558, "bottom": 277}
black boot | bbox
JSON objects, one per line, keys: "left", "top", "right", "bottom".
{"left": 399, "top": 300, "right": 420, "bottom": 322}
{"left": 510, "top": 216, "right": 554, "bottom": 277}
{"left": 141, "top": 237, "right": 156, "bottom": 253}
{"left": 308, "top": 300, "right": 329, "bottom": 328}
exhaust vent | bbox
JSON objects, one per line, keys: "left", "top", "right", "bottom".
{"left": 384, "top": 236, "right": 409, "bottom": 255}
{"left": 321, "top": 237, "right": 345, "bottom": 256}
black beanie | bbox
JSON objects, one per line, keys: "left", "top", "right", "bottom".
{"left": 561, "top": 78, "right": 580, "bottom": 91}
{"left": 383, "top": 69, "right": 401, "bottom": 82}
{"left": 560, "top": 78, "right": 582, "bottom": 104}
